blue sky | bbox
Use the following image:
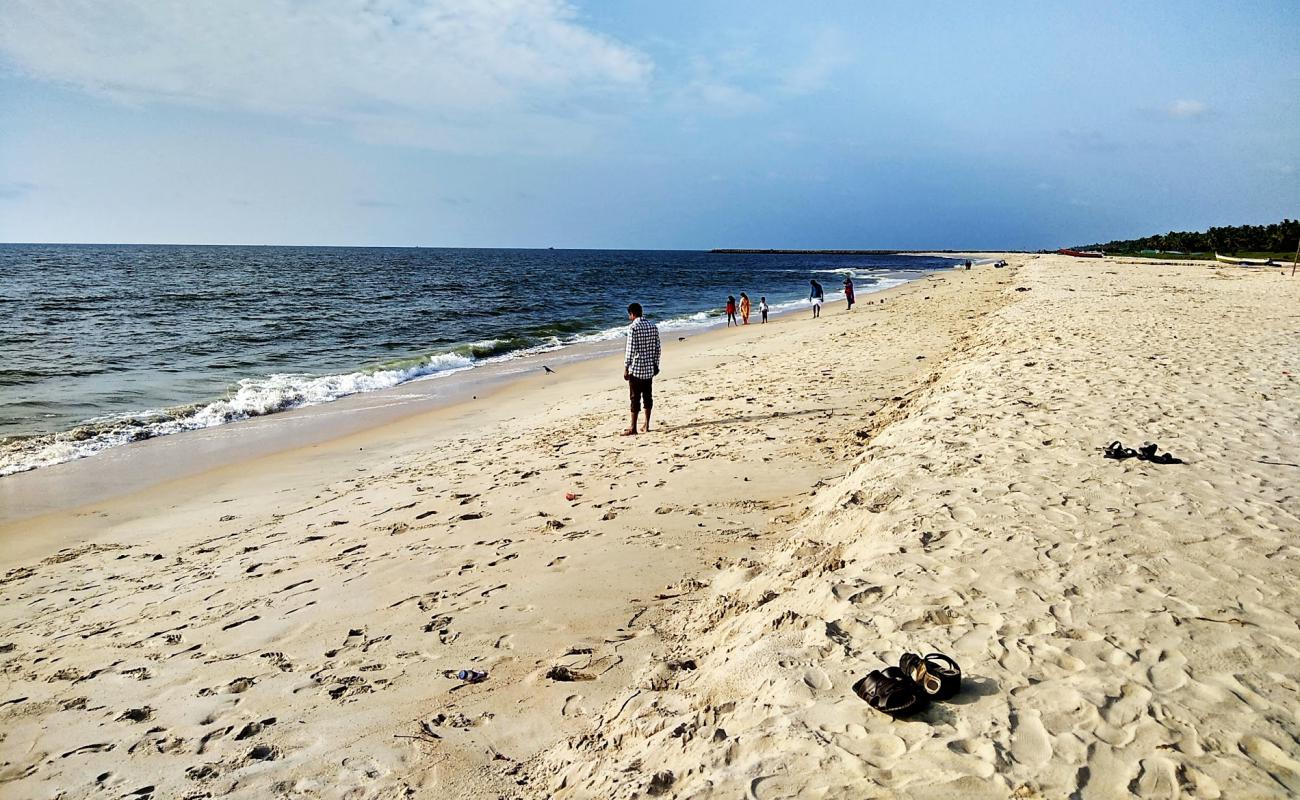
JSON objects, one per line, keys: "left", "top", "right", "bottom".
{"left": 1, "top": 0, "right": 1296, "bottom": 249}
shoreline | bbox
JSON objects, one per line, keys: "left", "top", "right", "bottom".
{"left": 2, "top": 249, "right": 948, "bottom": 482}
{"left": 0, "top": 268, "right": 932, "bottom": 526}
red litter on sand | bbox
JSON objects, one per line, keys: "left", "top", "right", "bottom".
{"left": 565, "top": 492, "right": 578, "bottom": 501}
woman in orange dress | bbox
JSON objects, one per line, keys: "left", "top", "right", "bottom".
{"left": 739, "top": 293, "right": 751, "bottom": 324}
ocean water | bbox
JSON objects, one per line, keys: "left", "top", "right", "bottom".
{"left": 0, "top": 244, "right": 957, "bottom": 475}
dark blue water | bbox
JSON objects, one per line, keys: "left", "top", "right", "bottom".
{"left": 0, "top": 244, "right": 957, "bottom": 473}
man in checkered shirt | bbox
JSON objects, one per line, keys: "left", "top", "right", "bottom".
{"left": 622, "top": 302, "right": 661, "bottom": 435}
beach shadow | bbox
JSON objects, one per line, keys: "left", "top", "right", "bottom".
{"left": 919, "top": 675, "right": 1000, "bottom": 726}
{"left": 945, "top": 673, "right": 1000, "bottom": 706}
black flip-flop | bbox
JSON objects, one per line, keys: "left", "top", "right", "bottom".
{"left": 900, "top": 652, "right": 962, "bottom": 701}
{"left": 852, "top": 666, "right": 927, "bottom": 717}
{"left": 1137, "top": 442, "right": 1183, "bottom": 464}
{"left": 1103, "top": 441, "right": 1138, "bottom": 460}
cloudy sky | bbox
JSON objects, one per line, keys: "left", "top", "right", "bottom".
{"left": 1, "top": 0, "right": 1296, "bottom": 248}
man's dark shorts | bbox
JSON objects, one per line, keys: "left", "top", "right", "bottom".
{"left": 628, "top": 376, "right": 653, "bottom": 413}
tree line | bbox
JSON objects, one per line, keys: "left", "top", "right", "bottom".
{"left": 1075, "top": 219, "right": 1299, "bottom": 255}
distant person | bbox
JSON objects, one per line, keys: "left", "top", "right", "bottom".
{"left": 843, "top": 276, "right": 855, "bottom": 310}
{"left": 965, "top": 259, "right": 972, "bottom": 270}
{"left": 623, "top": 303, "right": 661, "bottom": 435}
{"left": 809, "top": 280, "right": 824, "bottom": 319}
{"left": 740, "top": 293, "right": 751, "bottom": 324}
{"left": 726, "top": 295, "right": 738, "bottom": 327}
{"left": 759, "top": 296, "right": 769, "bottom": 323}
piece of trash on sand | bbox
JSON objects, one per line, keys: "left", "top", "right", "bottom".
{"left": 546, "top": 665, "right": 596, "bottom": 682}
{"left": 443, "top": 669, "right": 488, "bottom": 683}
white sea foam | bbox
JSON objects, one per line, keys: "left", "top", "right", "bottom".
{"left": 0, "top": 350, "right": 483, "bottom": 477}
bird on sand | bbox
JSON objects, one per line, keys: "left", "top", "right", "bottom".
{"left": 543, "top": 365, "right": 556, "bottom": 374}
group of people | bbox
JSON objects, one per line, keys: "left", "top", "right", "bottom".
{"left": 620, "top": 273, "right": 860, "bottom": 433}
{"left": 724, "top": 293, "right": 770, "bottom": 326}
{"left": 724, "top": 274, "right": 857, "bottom": 325}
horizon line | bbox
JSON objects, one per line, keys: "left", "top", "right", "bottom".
{"left": 0, "top": 240, "right": 1035, "bottom": 252}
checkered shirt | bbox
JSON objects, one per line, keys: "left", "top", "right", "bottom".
{"left": 624, "top": 316, "right": 661, "bottom": 380}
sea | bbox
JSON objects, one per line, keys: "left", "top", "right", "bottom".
{"left": 0, "top": 244, "right": 960, "bottom": 476}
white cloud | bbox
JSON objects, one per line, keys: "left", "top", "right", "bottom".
{"left": 0, "top": 0, "right": 651, "bottom": 153}
{"left": 1166, "top": 99, "right": 1209, "bottom": 119}
{"left": 778, "top": 29, "right": 853, "bottom": 95}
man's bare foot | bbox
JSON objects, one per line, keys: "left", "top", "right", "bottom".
{"left": 640, "top": 424, "right": 650, "bottom": 433}
{"left": 621, "top": 427, "right": 637, "bottom": 436}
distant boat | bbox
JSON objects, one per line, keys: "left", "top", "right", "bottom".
{"left": 1057, "top": 248, "right": 1104, "bottom": 259}
{"left": 1214, "top": 253, "right": 1274, "bottom": 266}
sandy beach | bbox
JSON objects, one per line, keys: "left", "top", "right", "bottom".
{"left": 3, "top": 255, "right": 1298, "bottom": 799}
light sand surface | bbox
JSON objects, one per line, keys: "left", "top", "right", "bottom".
{"left": 530, "top": 256, "right": 1300, "bottom": 798}
{"left": 0, "top": 265, "right": 998, "bottom": 798}
{"left": 2, "top": 256, "right": 1298, "bottom": 799}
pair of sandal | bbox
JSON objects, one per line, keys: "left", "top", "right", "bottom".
{"left": 1103, "top": 440, "right": 1183, "bottom": 464}
{"left": 852, "top": 652, "right": 961, "bottom": 717}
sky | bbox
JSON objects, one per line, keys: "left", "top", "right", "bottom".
{"left": 0, "top": 0, "right": 1296, "bottom": 249}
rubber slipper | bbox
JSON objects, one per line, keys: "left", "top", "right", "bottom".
{"left": 852, "top": 666, "right": 927, "bottom": 717}
{"left": 1103, "top": 441, "right": 1138, "bottom": 460}
{"left": 1137, "top": 442, "right": 1183, "bottom": 464}
{"left": 900, "top": 652, "right": 962, "bottom": 701}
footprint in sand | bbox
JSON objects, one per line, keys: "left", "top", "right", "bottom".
{"left": 947, "top": 505, "right": 977, "bottom": 523}
{"left": 561, "top": 694, "right": 588, "bottom": 717}
{"left": 234, "top": 717, "right": 277, "bottom": 740}
{"left": 196, "top": 726, "right": 233, "bottom": 754}
{"left": 1239, "top": 735, "right": 1300, "bottom": 794}
{"left": 225, "top": 677, "right": 255, "bottom": 694}
{"left": 244, "top": 744, "right": 280, "bottom": 762}
{"left": 749, "top": 775, "right": 808, "bottom": 800}
{"left": 1041, "top": 507, "right": 1078, "bottom": 526}
{"left": 116, "top": 707, "right": 154, "bottom": 723}
{"left": 1009, "top": 709, "right": 1052, "bottom": 767}
{"left": 801, "top": 667, "right": 832, "bottom": 691}
{"left": 1132, "top": 756, "right": 1179, "bottom": 799}
{"left": 260, "top": 651, "right": 294, "bottom": 672}
{"left": 423, "top": 614, "right": 453, "bottom": 633}
{"left": 1102, "top": 683, "right": 1152, "bottom": 728}
{"left": 843, "top": 732, "right": 906, "bottom": 766}
{"left": 1147, "top": 651, "right": 1189, "bottom": 692}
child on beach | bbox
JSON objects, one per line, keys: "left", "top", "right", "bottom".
{"left": 843, "top": 276, "right": 855, "bottom": 310}
{"left": 739, "top": 293, "right": 751, "bottom": 324}
{"left": 726, "top": 295, "right": 738, "bottom": 327}
{"left": 760, "top": 296, "right": 769, "bottom": 323}
{"left": 809, "top": 280, "right": 824, "bottom": 319}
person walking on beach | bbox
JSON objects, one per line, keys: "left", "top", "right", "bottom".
{"left": 759, "top": 296, "right": 769, "bottom": 323}
{"left": 623, "top": 302, "right": 661, "bottom": 435}
{"left": 726, "top": 295, "right": 738, "bottom": 327}
{"left": 740, "top": 293, "right": 751, "bottom": 324}
{"left": 843, "top": 276, "right": 855, "bottom": 310}
{"left": 809, "top": 280, "right": 824, "bottom": 319}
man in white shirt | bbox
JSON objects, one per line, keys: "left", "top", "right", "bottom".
{"left": 622, "top": 302, "right": 661, "bottom": 435}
